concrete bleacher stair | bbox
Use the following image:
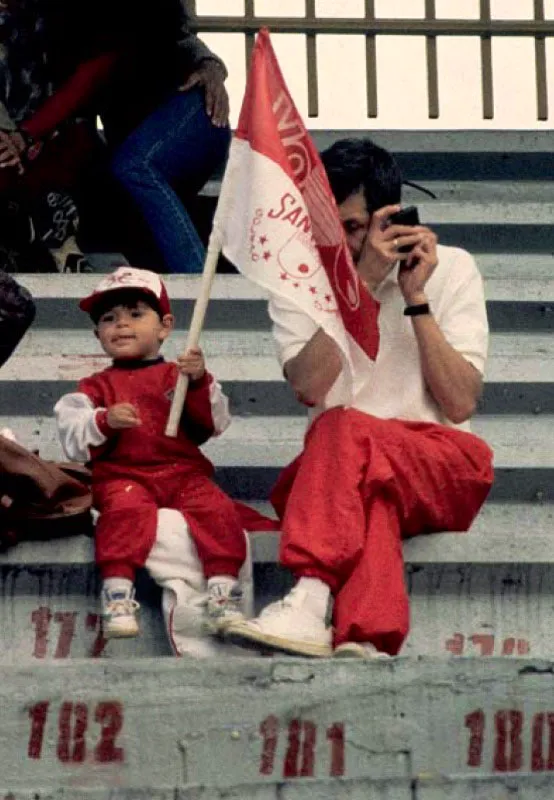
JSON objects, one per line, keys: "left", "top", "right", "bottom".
{"left": 0, "top": 130, "right": 552, "bottom": 796}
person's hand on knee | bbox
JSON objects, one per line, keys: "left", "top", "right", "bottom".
{"left": 179, "top": 60, "right": 230, "bottom": 128}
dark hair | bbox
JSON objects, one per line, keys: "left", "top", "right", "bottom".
{"left": 321, "top": 138, "right": 402, "bottom": 213}
{"left": 90, "top": 289, "right": 163, "bottom": 325}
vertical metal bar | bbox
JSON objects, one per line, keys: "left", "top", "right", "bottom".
{"left": 534, "top": 0, "right": 548, "bottom": 121}
{"left": 305, "top": 0, "right": 319, "bottom": 117}
{"left": 480, "top": 0, "right": 494, "bottom": 119}
{"left": 245, "top": 0, "right": 256, "bottom": 70}
{"left": 425, "top": 0, "right": 439, "bottom": 118}
{"left": 365, "top": 0, "right": 378, "bottom": 118}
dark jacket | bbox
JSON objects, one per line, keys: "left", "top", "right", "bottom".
{"left": 0, "top": 272, "right": 35, "bottom": 368}
{"left": 53, "top": 0, "right": 226, "bottom": 145}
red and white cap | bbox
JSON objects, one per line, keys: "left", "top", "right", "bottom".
{"left": 79, "top": 267, "right": 171, "bottom": 317}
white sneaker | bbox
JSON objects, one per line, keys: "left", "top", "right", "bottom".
{"left": 205, "top": 580, "right": 245, "bottom": 635}
{"left": 225, "top": 587, "right": 333, "bottom": 658}
{"left": 101, "top": 586, "right": 140, "bottom": 639}
{"left": 168, "top": 590, "right": 255, "bottom": 659}
{"left": 333, "top": 641, "right": 391, "bottom": 660}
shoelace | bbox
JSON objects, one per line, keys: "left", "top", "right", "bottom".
{"left": 106, "top": 598, "right": 140, "bottom": 616}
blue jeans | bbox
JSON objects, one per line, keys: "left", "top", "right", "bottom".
{"left": 112, "top": 89, "right": 230, "bottom": 274}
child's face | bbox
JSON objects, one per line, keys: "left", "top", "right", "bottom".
{"left": 95, "top": 300, "right": 173, "bottom": 360}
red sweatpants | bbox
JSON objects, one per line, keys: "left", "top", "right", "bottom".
{"left": 93, "top": 465, "right": 246, "bottom": 582}
{"left": 271, "top": 408, "right": 494, "bottom": 655}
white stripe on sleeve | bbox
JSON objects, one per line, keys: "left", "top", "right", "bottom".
{"left": 209, "top": 379, "right": 231, "bottom": 436}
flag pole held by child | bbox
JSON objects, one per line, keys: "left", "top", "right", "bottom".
{"left": 164, "top": 233, "right": 221, "bottom": 437}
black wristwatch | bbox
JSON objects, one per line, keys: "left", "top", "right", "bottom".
{"left": 404, "top": 302, "right": 431, "bottom": 317}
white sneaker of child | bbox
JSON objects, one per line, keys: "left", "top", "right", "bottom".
{"left": 164, "top": 580, "right": 251, "bottom": 658}
{"left": 101, "top": 581, "right": 140, "bottom": 639}
{"left": 204, "top": 576, "right": 245, "bottom": 635}
{"left": 225, "top": 579, "right": 333, "bottom": 658}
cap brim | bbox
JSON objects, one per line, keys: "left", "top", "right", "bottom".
{"left": 79, "top": 287, "right": 161, "bottom": 316}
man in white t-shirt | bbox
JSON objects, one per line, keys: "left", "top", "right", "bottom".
{"left": 227, "top": 137, "right": 494, "bottom": 659}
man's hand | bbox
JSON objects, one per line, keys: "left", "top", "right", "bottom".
{"left": 357, "top": 205, "right": 426, "bottom": 293}
{"left": 180, "top": 60, "right": 229, "bottom": 127}
{"left": 177, "top": 347, "right": 206, "bottom": 382}
{"left": 106, "top": 403, "right": 141, "bottom": 429}
{"left": 0, "top": 131, "right": 25, "bottom": 174}
{"left": 397, "top": 226, "right": 439, "bottom": 306}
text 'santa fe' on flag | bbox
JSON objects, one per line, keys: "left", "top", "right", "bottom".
{"left": 211, "top": 27, "right": 380, "bottom": 399}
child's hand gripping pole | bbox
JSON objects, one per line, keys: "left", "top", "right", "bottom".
{"left": 164, "top": 234, "right": 221, "bottom": 437}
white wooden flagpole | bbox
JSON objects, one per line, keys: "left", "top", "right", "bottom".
{"left": 164, "top": 233, "right": 222, "bottom": 437}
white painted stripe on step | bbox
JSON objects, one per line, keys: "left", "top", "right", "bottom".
{"left": 6, "top": 332, "right": 552, "bottom": 383}
{"left": 1, "top": 415, "right": 552, "bottom": 468}
{"left": 19, "top": 273, "right": 554, "bottom": 302}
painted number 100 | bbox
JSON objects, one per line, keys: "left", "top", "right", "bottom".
{"left": 466, "top": 709, "right": 554, "bottom": 772}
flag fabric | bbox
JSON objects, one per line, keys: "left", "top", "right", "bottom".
{"left": 211, "top": 28, "right": 380, "bottom": 388}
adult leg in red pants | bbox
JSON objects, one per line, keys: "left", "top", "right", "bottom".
{"left": 227, "top": 407, "right": 493, "bottom": 658}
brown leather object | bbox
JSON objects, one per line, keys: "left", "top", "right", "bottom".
{"left": 0, "top": 435, "right": 93, "bottom": 550}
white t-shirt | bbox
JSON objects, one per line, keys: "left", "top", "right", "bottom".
{"left": 269, "top": 244, "right": 489, "bottom": 432}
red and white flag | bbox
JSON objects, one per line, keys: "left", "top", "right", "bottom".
{"left": 212, "top": 28, "right": 380, "bottom": 391}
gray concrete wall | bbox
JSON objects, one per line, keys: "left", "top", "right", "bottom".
{"left": 2, "top": 659, "right": 554, "bottom": 795}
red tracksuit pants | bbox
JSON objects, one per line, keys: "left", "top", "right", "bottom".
{"left": 271, "top": 408, "right": 494, "bottom": 655}
{"left": 93, "top": 464, "right": 246, "bottom": 582}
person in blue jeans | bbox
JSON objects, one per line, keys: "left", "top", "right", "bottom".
{"left": 111, "top": 81, "right": 230, "bottom": 274}
{"left": 90, "top": 1, "right": 231, "bottom": 274}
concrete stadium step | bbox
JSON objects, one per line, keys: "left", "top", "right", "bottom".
{"left": 1, "top": 657, "right": 554, "bottom": 795}
{"left": 258, "top": 129, "right": 554, "bottom": 181}
{"left": 1, "top": 415, "right": 551, "bottom": 504}
{"left": 18, "top": 274, "right": 554, "bottom": 335}
{"left": 0, "top": 503, "right": 551, "bottom": 662}
{"left": 3, "top": 344, "right": 552, "bottom": 415}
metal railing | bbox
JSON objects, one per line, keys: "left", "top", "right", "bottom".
{"left": 187, "top": 0, "right": 552, "bottom": 121}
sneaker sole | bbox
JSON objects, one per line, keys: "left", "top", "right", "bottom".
{"left": 333, "top": 643, "right": 391, "bottom": 660}
{"left": 225, "top": 621, "right": 332, "bottom": 658}
{"left": 204, "top": 614, "right": 245, "bottom": 637}
{"left": 103, "top": 625, "right": 139, "bottom": 640}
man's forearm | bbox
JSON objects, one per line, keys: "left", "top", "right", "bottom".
{"left": 284, "top": 328, "right": 343, "bottom": 406}
{"left": 411, "top": 314, "right": 482, "bottom": 423}
{"left": 176, "top": 5, "right": 228, "bottom": 77}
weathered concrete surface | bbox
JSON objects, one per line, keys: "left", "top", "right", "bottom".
{"left": 1, "top": 658, "right": 554, "bottom": 793}
{"left": 3, "top": 776, "right": 554, "bottom": 799}
{"left": 0, "top": 502, "right": 553, "bottom": 663}
{"left": 0, "top": 562, "right": 550, "bottom": 662}
{"left": 2, "top": 414, "right": 551, "bottom": 468}
{"left": 4, "top": 330, "right": 553, "bottom": 382}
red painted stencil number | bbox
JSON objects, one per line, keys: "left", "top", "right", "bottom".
{"left": 465, "top": 708, "right": 554, "bottom": 772}
{"left": 28, "top": 701, "right": 124, "bottom": 764}
{"left": 31, "top": 606, "right": 107, "bottom": 659}
{"left": 446, "top": 633, "right": 529, "bottom": 657}
{"left": 259, "top": 715, "right": 345, "bottom": 778}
